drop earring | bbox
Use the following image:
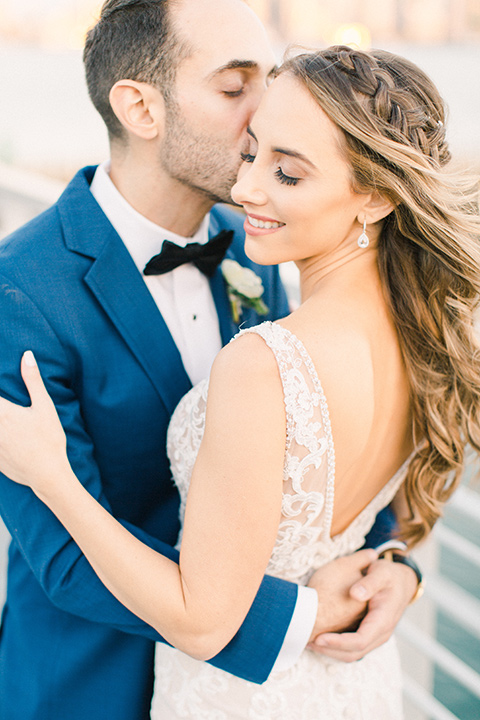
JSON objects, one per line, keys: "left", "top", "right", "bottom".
{"left": 357, "top": 218, "right": 369, "bottom": 248}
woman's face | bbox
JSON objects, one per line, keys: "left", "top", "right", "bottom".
{"left": 231, "top": 73, "right": 370, "bottom": 267}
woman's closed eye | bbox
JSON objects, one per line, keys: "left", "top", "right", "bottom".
{"left": 275, "top": 167, "right": 299, "bottom": 186}
{"left": 240, "top": 152, "right": 300, "bottom": 187}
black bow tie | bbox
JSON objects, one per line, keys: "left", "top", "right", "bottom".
{"left": 143, "top": 229, "right": 234, "bottom": 278}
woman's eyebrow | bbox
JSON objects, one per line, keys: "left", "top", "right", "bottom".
{"left": 271, "top": 146, "right": 315, "bottom": 168}
{"left": 247, "top": 126, "right": 315, "bottom": 168}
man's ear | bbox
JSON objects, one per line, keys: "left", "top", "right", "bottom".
{"left": 109, "top": 80, "right": 166, "bottom": 140}
{"left": 360, "top": 192, "right": 396, "bottom": 225}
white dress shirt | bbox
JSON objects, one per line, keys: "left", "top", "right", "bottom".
{"left": 90, "top": 161, "right": 317, "bottom": 674}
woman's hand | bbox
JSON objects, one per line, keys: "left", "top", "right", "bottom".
{"left": 0, "top": 351, "right": 72, "bottom": 495}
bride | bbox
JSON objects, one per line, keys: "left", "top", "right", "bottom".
{"left": 0, "top": 46, "right": 479, "bottom": 719}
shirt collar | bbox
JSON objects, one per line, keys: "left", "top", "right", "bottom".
{"left": 90, "top": 161, "right": 210, "bottom": 274}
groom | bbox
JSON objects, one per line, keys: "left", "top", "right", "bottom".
{"left": 0, "top": 1, "right": 418, "bottom": 718}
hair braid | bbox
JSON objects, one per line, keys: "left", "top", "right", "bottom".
{"left": 280, "top": 46, "right": 480, "bottom": 545}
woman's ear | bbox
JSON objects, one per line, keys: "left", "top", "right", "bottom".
{"left": 360, "top": 192, "right": 396, "bottom": 225}
{"left": 109, "top": 80, "right": 166, "bottom": 141}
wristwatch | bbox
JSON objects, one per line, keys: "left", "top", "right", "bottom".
{"left": 377, "top": 544, "right": 425, "bottom": 605}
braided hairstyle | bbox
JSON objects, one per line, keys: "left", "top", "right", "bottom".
{"left": 278, "top": 46, "right": 480, "bottom": 546}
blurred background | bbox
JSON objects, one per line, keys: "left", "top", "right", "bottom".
{"left": 0, "top": 2, "right": 479, "bottom": 719}
{"left": 0, "top": 0, "right": 479, "bottom": 179}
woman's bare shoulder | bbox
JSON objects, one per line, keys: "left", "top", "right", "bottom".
{"left": 208, "top": 328, "right": 284, "bottom": 408}
{"left": 204, "top": 331, "right": 287, "bottom": 461}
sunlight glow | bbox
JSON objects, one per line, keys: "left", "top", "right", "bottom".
{"left": 332, "top": 23, "right": 371, "bottom": 50}
{"left": 0, "top": 2, "right": 102, "bottom": 49}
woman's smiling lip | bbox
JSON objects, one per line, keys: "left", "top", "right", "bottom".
{"left": 244, "top": 212, "right": 285, "bottom": 235}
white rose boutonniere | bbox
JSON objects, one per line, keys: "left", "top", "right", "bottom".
{"left": 221, "top": 259, "right": 269, "bottom": 323}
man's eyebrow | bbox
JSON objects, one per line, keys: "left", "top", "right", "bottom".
{"left": 247, "top": 127, "right": 315, "bottom": 168}
{"left": 209, "top": 60, "right": 277, "bottom": 78}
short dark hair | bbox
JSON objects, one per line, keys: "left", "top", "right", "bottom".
{"left": 83, "top": 0, "right": 189, "bottom": 140}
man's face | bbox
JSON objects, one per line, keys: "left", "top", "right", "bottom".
{"left": 159, "top": 0, "right": 276, "bottom": 204}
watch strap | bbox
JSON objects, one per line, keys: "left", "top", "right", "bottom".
{"left": 379, "top": 549, "right": 425, "bottom": 604}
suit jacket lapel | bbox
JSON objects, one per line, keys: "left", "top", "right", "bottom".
{"left": 208, "top": 212, "right": 240, "bottom": 345}
{"left": 210, "top": 266, "right": 238, "bottom": 345}
{"left": 84, "top": 241, "right": 192, "bottom": 414}
{"left": 59, "top": 168, "right": 192, "bottom": 415}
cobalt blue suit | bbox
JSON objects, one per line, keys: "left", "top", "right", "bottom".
{"left": 0, "top": 166, "right": 392, "bottom": 719}
{"left": 0, "top": 166, "right": 297, "bottom": 719}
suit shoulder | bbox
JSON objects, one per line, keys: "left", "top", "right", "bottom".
{"left": 0, "top": 204, "right": 62, "bottom": 259}
{"left": 210, "top": 203, "right": 245, "bottom": 232}
{"left": 210, "top": 204, "right": 246, "bottom": 253}
{"left": 0, "top": 165, "right": 95, "bottom": 262}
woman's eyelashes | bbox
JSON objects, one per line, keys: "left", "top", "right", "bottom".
{"left": 240, "top": 151, "right": 301, "bottom": 186}
{"left": 275, "top": 167, "right": 300, "bottom": 186}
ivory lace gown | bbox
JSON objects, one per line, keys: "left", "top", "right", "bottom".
{"left": 151, "top": 322, "right": 405, "bottom": 719}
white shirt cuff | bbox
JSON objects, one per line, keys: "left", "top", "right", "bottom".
{"left": 270, "top": 586, "right": 318, "bottom": 674}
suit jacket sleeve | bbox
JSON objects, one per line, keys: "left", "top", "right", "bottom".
{"left": 0, "top": 271, "right": 296, "bottom": 684}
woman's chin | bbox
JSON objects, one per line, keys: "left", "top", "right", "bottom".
{"left": 244, "top": 239, "right": 281, "bottom": 267}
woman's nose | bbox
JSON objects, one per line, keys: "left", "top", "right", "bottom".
{"left": 231, "top": 163, "right": 267, "bottom": 207}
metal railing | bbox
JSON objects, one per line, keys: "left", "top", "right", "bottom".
{"left": 399, "top": 485, "right": 480, "bottom": 719}
{"left": 1, "top": 163, "right": 480, "bottom": 719}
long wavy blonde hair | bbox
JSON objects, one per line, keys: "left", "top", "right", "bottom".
{"left": 279, "top": 46, "right": 480, "bottom": 546}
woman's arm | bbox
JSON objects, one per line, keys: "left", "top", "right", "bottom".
{"left": 0, "top": 339, "right": 286, "bottom": 660}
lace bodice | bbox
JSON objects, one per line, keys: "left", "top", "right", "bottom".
{"left": 154, "top": 321, "right": 406, "bottom": 719}
{"left": 167, "top": 321, "right": 408, "bottom": 584}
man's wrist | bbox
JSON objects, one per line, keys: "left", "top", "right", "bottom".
{"left": 376, "top": 541, "right": 424, "bottom": 605}
{"left": 374, "top": 539, "right": 408, "bottom": 556}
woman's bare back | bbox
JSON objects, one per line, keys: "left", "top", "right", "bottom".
{"left": 280, "top": 278, "right": 412, "bottom": 537}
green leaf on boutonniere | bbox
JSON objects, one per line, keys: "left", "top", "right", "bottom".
{"left": 221, "top": 259, "right": 269, "bottom": 323}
